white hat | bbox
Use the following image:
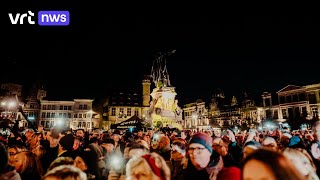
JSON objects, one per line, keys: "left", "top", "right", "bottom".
{"left": 262, "top": 137, "right": 277, "bottom": 147}
{"left": 282, "top": 133, "right": 292, "bottom": 139}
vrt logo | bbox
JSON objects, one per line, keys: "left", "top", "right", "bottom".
{"left": 8, "top": 11, "right": 70, "bottom": 26}
{"left": 8, "top": 11, "right": 35, "bottom": 24}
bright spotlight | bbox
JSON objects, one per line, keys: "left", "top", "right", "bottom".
{"left": 8, "top": 101, "right": 16, "bottom": 108}
{"left": 56, "top": 119, "right": 64, "bottom": 126}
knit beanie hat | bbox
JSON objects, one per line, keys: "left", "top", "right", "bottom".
{"left": 243, "top": 140, "right": 261, "bottom": 150}
{"left": 189, "top": 132, "right": 213, "bottom": 154}
{"left": 288, "top": 136, "right": 301, "bottom": 147}
{"left": 282, "top": 133, "right": 292, "bottom": 139}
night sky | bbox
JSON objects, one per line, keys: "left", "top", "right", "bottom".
{"left": 3, "top": 3, "right": 320, "bottom": 105}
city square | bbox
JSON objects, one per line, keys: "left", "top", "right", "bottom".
{"left": 2, "top": 8, "right": 320, "bottom": 180}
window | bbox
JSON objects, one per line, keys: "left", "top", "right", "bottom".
{"left": 286, "top": 96, "right": 292, "bottom": 103}
{"left": 87, "top": 122, "right": 90, "bottom": 128}
{"left": 282, "top": 109, "right": 287, "bottom": 119}
{"left": 68, "top": 113, "right": 71, "bottom": 118}
{"left": 59, "top": 113, "right": 62, "bottom": 117}
{"left": 83, "top": 114, "right": 86, "bottom": 118}
{"left": 79, "top": 105, "right": 83, "bottom": 110}
{"left": 87, "top": 113, "right": 91, "bottom": 118}
{"left": 60, "top": 106, "right": 63, "bottom": 110}
{"left": 68, "top": 106, "right": 72, "bottom": 110}
{"left": 111, "top": 107, "right": 116, "bottom": 116}
{"left": 51, "top": 113, "right": 55, "bottom": 118}
{"left": 120, "top": 108, "right": 124, "bottom": 114}
{"left": 308, "top": 93, "right": 317, "bottom": 104}
{"left": 52, "top": 105, "right": 56, "bottom": 110}
{"left": 64, "top": 106, "right": 67, "bottom": 110}
{"left": 83, "top": 122, "right": 86, "bottom": 128}
{"left": 293, "top": 94, "right": 298, "bottom": 102}
{"left": 79, "top": 114, "right": 82, "bottom": 118}
{"left": 127, "top": 108, "right": 131, "bottom": 116}
{"left": 299, "top": 93, "right": 306, "bottom": 101}
{"left": 302, "top": 107, "right": 307, "bottom": 117}
{"left": 45, "top": 121, "right": 49, "bottom": 128}
{"left": 46, "top": 112, "right": 50, "bottom": 118}
{"left": 47, "top": 105, "right": 51, "bottom": 110}
{"left": 279, "top": 96, "right": 285, "bottom": 104}
{"left": 84, "top": 105, "right": 87, "bottom": 109}
{"left": 273, "top": 110, "right": 278, "bottom": 119}
{"left": 63, "top": 113, "right": 66, "bottom": 118}
{"left": 30, "top": 103, "right": 35, "bottom": 109}
{"left": 74, "top": 114, "right": 78, "bottom": 118}
{"left": 41, "top": 112, "right": 46, "bottom": 118}
{"left": 135, "top": 109, "right": 139, "bottom": 116}
{"left": 43, "top": 105, "right": 47, "bottom": 110}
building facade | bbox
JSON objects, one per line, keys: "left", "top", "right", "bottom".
{"left": 183, "top": 99, "right": 209, "bottom": 129}
{"left": 107, "top": 91, "right": 143, "bottom": 129}
{"left": 262, "top": 83, "right": 320, "bottom": 128}
{"left": 39, "top": 99, "right": 99, "bottom": 130}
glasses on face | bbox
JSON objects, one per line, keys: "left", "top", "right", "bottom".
{"left": 188, "top": 147, "right": 206, "bottom": 154}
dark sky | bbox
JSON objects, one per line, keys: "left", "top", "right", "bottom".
{"left": 3, "top": 3, "right": 320, "bottom": 105}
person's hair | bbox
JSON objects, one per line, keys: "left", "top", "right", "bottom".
{"left": 172, "top": 140, "right": 186, "bottom": 151}
{"left": 42, "top": 165, "right": 87, "bottom": 180}
{"left": 126, "top": 152, "right": 171, "bottom": 180}
{"left": 77, "top": 129, "right": 85, "bottom": 134}
{"left": 129, "top": 142, "right": 148, "bottom": 152}
{"left": 283, "top": 148, "right": 318, "bottom": 180}
{"left": 33, "top": 144, "right": 46, "bottom": 158}
{"left": 51, "top": 127, "right": 61, "bottom": 139}
{"left": 8, "top": 145, "right": 27, "bottom": 153}
{"left": 47, "top": 157, "right": 74, "bottom": 171}
{"left": 242, "top": 148, "right": 306, "bottom": 180}
{"left": 89, "top": 137, "right": 99, "bottom": 144}
{"left": 16, "top": 151, "right": 43, "bottom": 180}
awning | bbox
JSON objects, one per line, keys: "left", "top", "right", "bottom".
{"left": 110, "top": 115, "right": 143, "bottom": 129}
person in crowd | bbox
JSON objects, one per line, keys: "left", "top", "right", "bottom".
{"left": 212, "top": 137, "right": 240, "bottom": 167}
{"left": 177, "top": 132, "right": 241, "bottom": 180}
{"left": 242, "top": 148, "right": 306, "bottom": 180}
{"left": 279, "top": 132, "right": 292, "bottom": 149}
{"left": 170, "top": 138, "right": 186, "bottom": 179}
{"left": 310, "top": 121, "right": 320, "bottom": 177}
{"left": 42, "top": 165, "right": 87, "bottom": 180}
{"left": 74, "top": 150, "right": 102, "bottom": 180}
{"left": 288, "top": 135, "right": 307, "bottom": 149}
{"left": 126, "top": 152, "right": 171, "bottom": 180}
{"left": 32, "top": 144, "right": 49, "bottom": 173}
{"left": 221, "top": 129, "right": 242, "bottom": 163}
{"left": 87, "top": 143, "right": 106, "bottom": 176}
{"left": 242, "top": 140, "right": 261, "bottom": 159}
{"left": 76, "top": 129, "right": 88, "bottom": 149}
{"left": 7, "top": 145, "right": 27, "bottom": 166}
{"left": 58, "top": 134, "right": 76, "bottom": 159}
{"left": 0, "top": 142, "right": 21, "bottom": 180}
{"left": 283, "top": 148, "right": 319, "bottom": 180}
{"left": 112, "top": 130, "right": 125, "bottom": 155}
{"left": 13, "top": 151, "right": 43, "bottom": 180}
{"left": 157, "top": 135, "right": 171, "bottom": 161}
{"left": 261, "top": 136, "right": 278, "bottom": 151}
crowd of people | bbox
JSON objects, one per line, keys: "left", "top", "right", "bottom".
{"left": 1, "top": 120, "right": 320, "bottom": 180}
